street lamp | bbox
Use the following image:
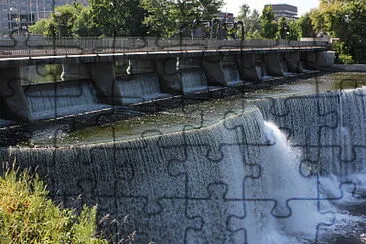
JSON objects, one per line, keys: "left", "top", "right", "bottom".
{"left": 235, "top": 21, "right": 244, "bottom": 40}
{"left": 9, "top": 7, "right": 20, "bottom": 36}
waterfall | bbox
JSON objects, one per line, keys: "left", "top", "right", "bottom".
{"left": 180, "top": 68, "right": 209, "bottom": 94}
{"left": 223, "top": 65, "right": 242, "bottom": 86}
{"left": 116, "top": 73, "right": 171, "bottom": 104}
{"left": 2, "top": 87, "right": 366, "bottom": 243}
{"left": 24, "top": 80, "right": 111, "bottom": 120}
{"left": 256, "top": 65, "right": 272, "bottom": 81}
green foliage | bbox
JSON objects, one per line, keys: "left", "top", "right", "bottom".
{"left": 28, "top": 19, "right": 48, "bottom": 35}
{"left": 0, "top": 165, "right": 107, "bottom": 243}
{"left": 276, "top": 17, "right": 300, "bottom": 40}
{"left": 140, "top": 0, "right": 224, "bottom": 37}
{"left": 287, "top": 20, "right": 300, "bottom": 41}
{"left": 29, "top": 0, "right": 146, "bottom": 37}
{"left": 298, "top": 12, "right": 315, "bottom": 37}
{"left": 237, "top": 3, "right": 261, "bottom": 39}
{"left": 73, "top": 7, "right": 102, "bottom": 37}
{"left": 260, "top": 5, "right": 277, "bottom": 39}
{"left": 89, "top": 0, "right": 146, "bottom": 37}
{"left": 338, "top": 53, "right": 354, "bottom": 64}
{"left": 29, "top": 3, "right": 82, "bottom": 37}
{"left": 310, "top": 0, "right": 366, "bottom": 63}
{"left": 277, "top": 17, "right": 287, "bottom": 39}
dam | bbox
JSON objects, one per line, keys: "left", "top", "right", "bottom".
{"left": 2, "top": 37, "right": 366, "bottom": 243}
{"left": 0, "top": 37, "right": 330, "bottom": 123}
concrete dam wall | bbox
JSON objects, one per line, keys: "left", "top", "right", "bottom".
{"left": 0, "top": 51, "right": 333, "bottom": 123}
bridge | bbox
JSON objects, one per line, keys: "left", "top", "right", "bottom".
{"left": 0, "top": 37, "right": 334, "bottom": 124}
{"left": 0, "top": 37, "right": 328, "bottom": 62}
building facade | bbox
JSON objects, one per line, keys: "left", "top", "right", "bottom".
{"left": 0, "top": 0, "right": 86, "bottom": 35}
{"left": 264, "top": 4, "right": 298, "bottom": 20}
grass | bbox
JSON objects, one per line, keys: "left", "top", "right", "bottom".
{"left": 0, "top": 163, "right": 107, "bottom": 244}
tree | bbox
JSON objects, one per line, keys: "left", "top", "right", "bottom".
{"left": 277, "top": 17, "right": 288, "bottom": 39}
{"left": 287, "top": 20, "right": 300, "bottom": 41}
{"left": 29, "top": 3, "right": 82, "bottom": 37}
{"left": 276, "top": 17, "right": 300, "bottom": 40}
{"left": 298, "top": 12, "right": 315, "bottom": 37}
{"left": 29, "top": 0, "right": 147, "bottom": 37}
{"left": 88, "top": 0, "right": 146, "bottom": 37}
{"left": 236, "top": 3, "right": 261, "bottom": 39}
{"left": 140, "top": 0, "right": 224, "bottom": 37}
{"left": 73, "top": 7, "right": 102, "bottom": 37}
{"left": 260, "top": 5, "right": 277, "bottom": 39}
{"left": 28, "top": 19, "right": 48, "bottom": 35}
{"left": 310, "top": 0, "right": 366, "bottom": 63}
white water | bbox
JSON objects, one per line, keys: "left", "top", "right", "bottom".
{"left": 116, "top": 73, "right": 171, "bottom": 104}
{"left": 24, "top": 80, "right": 111, "bottom": 120}
{"left": 180, "top": 68, "right": 209, "bottom": 93}
{"left": 223, "top": 65, "right": 242, "bottom": 86}
{"left": 3, "top": 87, "right": 366, "bottom": 243}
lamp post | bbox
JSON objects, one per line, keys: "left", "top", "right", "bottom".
{"left": 9, "top": 7, "right": 20, "bottom": 36}
{"left": 235, "top": 21, "right": 244, "bottom": 40}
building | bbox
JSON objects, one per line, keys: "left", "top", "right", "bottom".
{"left": 0, "top": 0, "right": 87, "bottom": 35}
{"left": 214, "top": 12, "right": 235, "bottom": 23}
{"left": 264, "top": 4, "right": 298, "bottom": 20}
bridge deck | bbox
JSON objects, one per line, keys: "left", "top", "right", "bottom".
{"left": 0, "top": 46, "right": 327, "bottom": 68}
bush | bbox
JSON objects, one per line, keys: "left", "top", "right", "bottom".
{"left": 338, "top": 54, "right": 354, "bottom": 64}
{"left": 0, "top": 164, "right": 107, "bottom": 244}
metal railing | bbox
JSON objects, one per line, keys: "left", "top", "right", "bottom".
{"left": 0, "top": 36, "right": 329, "bottom": 58}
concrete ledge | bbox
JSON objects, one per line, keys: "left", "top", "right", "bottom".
{"left": 327, "top": 64, "right": 366, "bottom": 72}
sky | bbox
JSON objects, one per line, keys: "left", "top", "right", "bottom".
{"left": 223, "top": 0, "right": 320, "bottom": 17}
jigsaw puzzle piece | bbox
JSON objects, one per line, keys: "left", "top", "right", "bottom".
{"left": 89, "top": 137, "right": 187, "bottom": 215}
{"left": 116, "top": 197, "right": 202, "bottom": 244}
{"left": 186, "top": 183, "right": 247, "bottom": 243}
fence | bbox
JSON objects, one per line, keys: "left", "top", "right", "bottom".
{"left": 0, "top": 36, "right": 329, "bottom": 58}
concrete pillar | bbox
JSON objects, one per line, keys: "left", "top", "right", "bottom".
{"left": 263, "top": 53, "right": 285, "bottom": 77}
{"left": 126, "top": 59, "right": 154, "bottom": 74}
{"left": 61, "top": 63, "right": 90, "bottom": 80}
{"left": 301, "top": 51, "right": 335, "bottom": 68}
{"left": 178, "top": 57, "right": 209, "bottom": 94}
{"left": 221, "top": 56, "right": 243, "bottom": 86}
{"left": 236, "top": 53, "right": 262, "bottom": 82}
{"left": 88, "top": 62, "right": 121, "bottom": 104}
{"left": 202, "top": 55, "right": 226, "bottom": 86}
{"left": 0, "top": 67, "right": 32, "bottom": 122}
{"left": 317, "top": 51, "right": 336, "bottom": 67}
{"left": 154, "top": 58, "right": 183, "bottom": 94}
{"left": 284, "top": 52, "right": 304, "bottom": 73}
{"left": 62, "top": 62, "right": 120, "bottom": 104}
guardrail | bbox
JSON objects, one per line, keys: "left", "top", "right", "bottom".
{"left": 0, "top": 37, "right": 329, "bottom": 58}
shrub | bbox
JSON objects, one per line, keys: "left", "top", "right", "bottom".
{"left": 0, "top": 164, "right": 107, "bottom": 244}
{"left": 338, "top": 54, "right": 354, "bottom": 64}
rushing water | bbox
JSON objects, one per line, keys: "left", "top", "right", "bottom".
{"left": 1, "top": 72, "right": 366, "bottom": 243}
{"left": 180, "top": 68, "right": 210, "bottom": 94}
{"left": 23, "top": 80, "right": 112, "bottom": 120}
{"left": 223, "top": 65, "right": 243, "bottom": 86}
{"left": 116, "top": 73, "right": 171, "bottom": 104}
